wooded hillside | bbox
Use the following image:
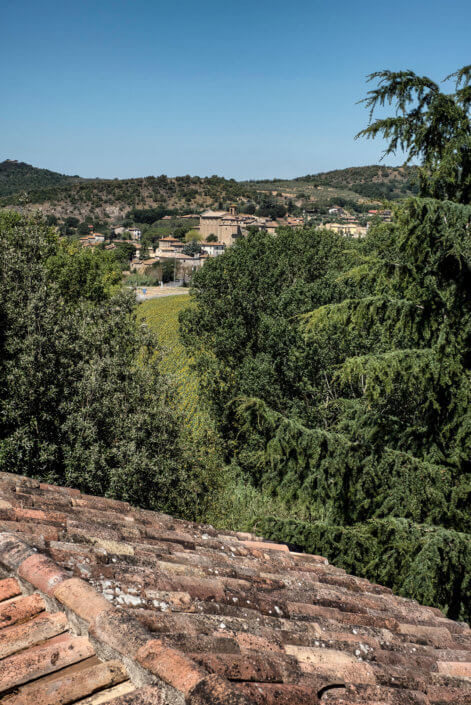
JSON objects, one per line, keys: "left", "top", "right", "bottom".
{"left": 0, "top": 160, "right": 415, "bottom": 224}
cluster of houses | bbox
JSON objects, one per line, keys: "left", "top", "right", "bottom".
{"left": 79, "top": 226, "right": 142, "bottom": 250}
{"left": 129, "top": 206, "right": 305, "bottom": 275}
{"left": 77, "top": 204, "right": 394, "bottom": 279}
{"left": 131, "top": 236, "right": 226, "bottom": 275}
{"left": 78, "top": 232, "right": 105, "bottom": 247}
{"left": 321, "top": 206, "right": 392, "bottom": 238}
{"left": 197, "top": 204, "right": 392, "bottom": 243}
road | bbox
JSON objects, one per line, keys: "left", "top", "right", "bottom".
{"left": 131, "top": 286, "right": 190, "bottom": 302}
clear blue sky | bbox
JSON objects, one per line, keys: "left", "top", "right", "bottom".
{"left": 2, "top": 0, "right": 469, "bottom": 180}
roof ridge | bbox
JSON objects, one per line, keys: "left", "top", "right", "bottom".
{"left": 0, "top": 531, "right": 256, "bottom": 704}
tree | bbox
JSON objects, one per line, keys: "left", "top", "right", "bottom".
{"left": 113, "top": 242, "right": 136, "bottom": 269}
{"left": 174, "top": 225, "right": 191, "bottom": 240}
{"left": 205, "top": 234, "right": 218, "bottom": 242}
{"left": 0, "top": 211, "right": 206, "bottom": 518}
{"left": 161, "top": 258, "right": 176, "bottom": 283}
{"left": 356, "top": 65, "right": 471, "bottom": 203}
{"left": 78, "top": 221, "right": 91, "bottom": 235}
{"left": 243, "top": 198, "right": 471, "bottom": 621}
{"left": 257, "top": 197, "right": 287, "bottom": 219}
{"left": 65, "top": 216, "right": 80, "bottom": 228}
{"left": 182, "top": 241, "right": 202, "bottom": 256}
{"left": 46, "top": 240, "right": 121, "bottom": 303}
{"left": 184, "top": 229, "right": 201, "bottom": 243}
{"left": 180, "top": 66, "right": 471, "bottom": 620}
{"left": 127, "top": 206, "right": 172, "bottom": 224}
{"left": 180, "top": 226, "right": 353, "bottom": 453}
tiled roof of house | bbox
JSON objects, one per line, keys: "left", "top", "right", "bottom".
{"left": 0, "top": 471, "right": 469, "bottom": 705}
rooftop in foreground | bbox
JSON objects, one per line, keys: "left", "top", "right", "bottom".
{"left": 0, "top": 471, "right": 469, "bottom": 704}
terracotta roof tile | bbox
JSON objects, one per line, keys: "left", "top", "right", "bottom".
{"left": 0, "top": 471, "right": 469, "bottom": 704}
{"left": 6, "top": 659, "right": 129, "bottom": 705}
{"left": 0, "top": 575, "right": 20, "bottom": 601}
{"left": 0, "top": 610, "right": 68, "bottom": 659}
{"left": 0, "top": 592, "right": 45, "bottom": 628}
{"left": 0, "top": 575, "right": 142, "bottom": 703}
{"left": 0, "top": 633, "right": 95, "bottom": 691}
{"left": 18, "top": 552, "right": 69, "bottom": 595}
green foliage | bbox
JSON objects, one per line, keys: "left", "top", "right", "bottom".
{"left": 180, "top": 226, "right": 357, "bottom": 472}
{"left": 182, "top": 197, "right": 471, "bottom": 617}
{"left": 113, "top": 241, "right": 137, "bottom": 268}
{"left": 138, "top": 295, "right": 223, "bottom": 513}
{"left": 182, "top": 241, "right": 202, "bottom": 256}
{"left": 0, "top": 169, "right": 257, "bottom": 223}
{"left": 357, "top": 66, "right": 471, "bottom": 203}
{"left": 199, "top": 70, "right": 470, "bottom": 616}
{"left": 46, "top": 240, "right": 122, "bottom": 302}
{"left": 161, "top": 259, "right": 176, "bottom": 283}
{"left": 127, "top": 265, "right": 161, "bottom": 287}
{"left": 184, "top": 229, "right": 201, "bottom": 243}
{"left": 292, "top": 165, "right": 418, "bottom": 200}
{"left": 128, "top": 206, "right": 173, "bottom": 223}
{"left": 350, "top": 179, "right": 418, "bottom": 200}
{"left": 256, "top": 195, "right": 287, "bottom": 219}
{"left": 0, "top": 160, "right": 80, "bottom": 198}
{"left": 139, "top": 296, "right": 208, "bottom": 432}
{"left": 0, "top": 211, "right": 211, "bottom": 519}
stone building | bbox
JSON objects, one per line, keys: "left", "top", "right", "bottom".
{"left": 199, "top": 205, "right": 259, "bottom": 246}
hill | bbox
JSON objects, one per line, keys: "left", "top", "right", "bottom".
{"left": 0, "top": 164, "right": 255, "bottom": 224}
{"left": 0, "top": 161, "right": 418, "bottom": 229}
{"left": 248, "top": 164, "right": 418, "bottom": 202}
{"left": 0, "top": 159, "right": 81, "bottom": 197}
{"left": 296, "top": 164, "right": 418, "bottom": 199}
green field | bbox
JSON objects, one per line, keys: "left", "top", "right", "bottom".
{"left": 137, "top": 294, "right": 208, "bottom": 435}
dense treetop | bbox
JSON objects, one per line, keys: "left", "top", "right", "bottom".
{"left": 0, "top": 211, "right": 216, "bottom": 519}
{"left": 181, "top": 64, "right": 471, "bottom": 621}
{"left": 0, "top": 160, "right": 80, "bottom": 197}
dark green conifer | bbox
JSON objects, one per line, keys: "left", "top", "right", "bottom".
{"left": 184, "top": 65, "right": 471, "bottom": 619}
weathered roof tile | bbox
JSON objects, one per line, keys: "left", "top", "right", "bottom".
{"left": 137, "top": 638, "right": 207, "bottom": 694}
{"left": 53, "top": 577, "right": 114, "bottom": 623}
{"left": 0, "top": 610, "right": 68, "bottom": 659}
{"left": 0, "top": 633, "right": 94, "bottom": 692}
{"left": 4, "top": 658, "right": 128, "bottom": 705}
{"left": 18, "top": 552, "right": 69, "bottom": 595}
{"left": 0, "top": 575, "right": 20, "bottom": 601}
{"left": 0, "top": 592, "right": 45, "bottom": 628}
{"left": 0, "top": 471, "right": 469, "bottom": 704}
{"left": 0, "top": 574, "right": 138, "bottom": 703}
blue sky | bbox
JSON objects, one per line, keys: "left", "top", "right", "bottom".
{"left": 2, "top": 0, "right": 470, "bottom": 179}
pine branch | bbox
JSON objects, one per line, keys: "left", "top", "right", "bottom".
{"left": 445, "top": 65, "right": 471, "bottom": 89}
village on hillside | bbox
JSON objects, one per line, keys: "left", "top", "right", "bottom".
{"left": 77, "top": 203, "right": 392, "bottom": 283}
